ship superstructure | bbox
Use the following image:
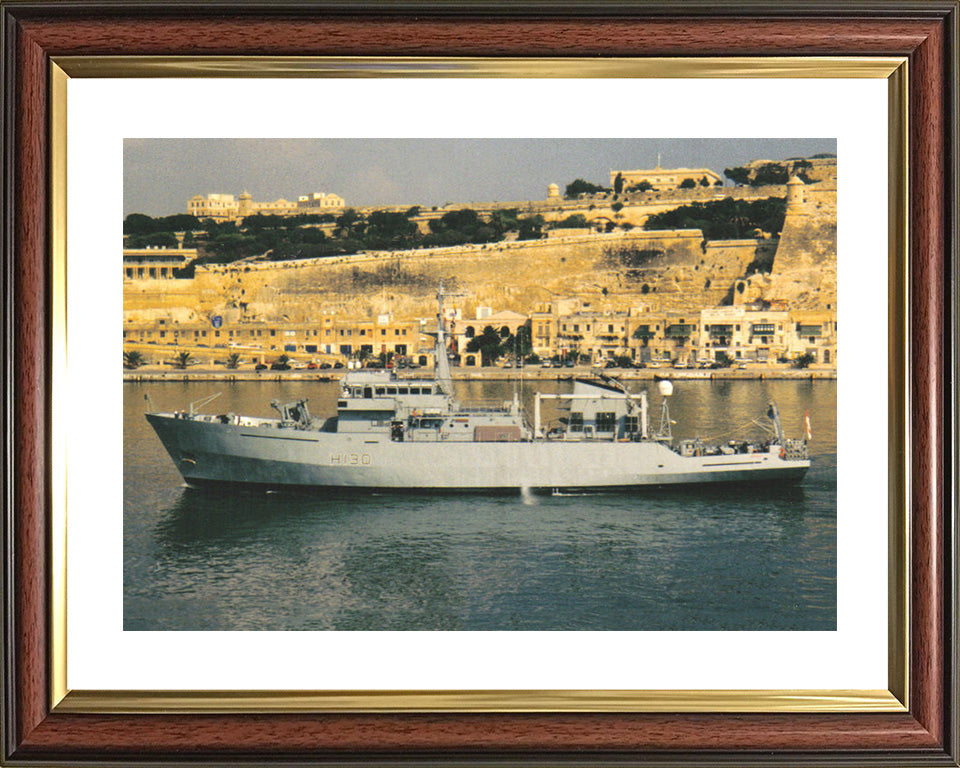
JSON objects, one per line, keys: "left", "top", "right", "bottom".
{"left": 146, "top": 285, "right": 810, "bottom": 491}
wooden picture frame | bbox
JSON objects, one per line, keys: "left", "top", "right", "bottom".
{"left": 2, "top": 2, "right": 957, "bottom": 764}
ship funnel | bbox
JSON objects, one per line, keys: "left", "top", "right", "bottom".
{"left": 658, "top": 380, "right": 674, "bottom": 397}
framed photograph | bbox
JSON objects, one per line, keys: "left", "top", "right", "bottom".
{"left": 2, "top": 2, "right": 957, "bottom": 765}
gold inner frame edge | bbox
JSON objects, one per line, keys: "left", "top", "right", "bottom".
{"left": 49, "top": 55, "right": 909, "bottom": 714}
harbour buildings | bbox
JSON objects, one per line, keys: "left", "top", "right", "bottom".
{"left": 122, "top": 301, "right": 837, "bottom": 367}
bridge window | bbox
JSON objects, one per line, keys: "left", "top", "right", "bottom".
{"left": 596, "top": 412, "right": 617, "bottom": 432}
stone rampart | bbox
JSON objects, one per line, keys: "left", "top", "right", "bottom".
{"left": 744, "top": 183, "right": 837, "bottom": 309}
{"left": 125, "top": 228, "right": 770, "bottom": 323}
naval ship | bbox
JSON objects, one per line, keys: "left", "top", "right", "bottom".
{"left": 146, "top": 287, "right": 811, "bottom": 491}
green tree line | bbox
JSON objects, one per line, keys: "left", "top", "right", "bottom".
{"left": 643, "top": 197, "right": 787, "bottom": 240}
{"left": 124, "top": 206, "right": 550, "bottom": 269}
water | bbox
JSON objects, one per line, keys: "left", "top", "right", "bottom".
{"left": 124, "top": 378, "right": 836, "bottom": 631}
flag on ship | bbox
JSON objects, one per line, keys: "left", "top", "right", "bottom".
{"left": 804, "top": 410, "right": 813, "bottom": 441}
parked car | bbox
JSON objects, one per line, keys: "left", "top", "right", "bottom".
{"left": 306, "top": 362, "right": 319, "bottom": 370}
{"left": 254, "top": 363, "right": 268, "bottom": 371}
{"left": 270, "top": 361, "right": 291, "bottom": 371}
{"left": 333, "top": 362, "right": 344, "bottom": 369}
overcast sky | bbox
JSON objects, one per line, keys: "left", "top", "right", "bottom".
{"left": 124, "top": 138, "right": 837, "bottom": 217}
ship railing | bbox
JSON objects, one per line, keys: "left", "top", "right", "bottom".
{"left": 457, "top": 399, "right": 513, "bottom": 413}
{"left": 782, "top": 438, "right": 808, "bottom": 461}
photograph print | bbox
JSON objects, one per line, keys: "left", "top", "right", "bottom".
{"left": 123, "top": 138, "right": 837, "bottom": 632}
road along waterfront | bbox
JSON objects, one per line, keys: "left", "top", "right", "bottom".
{"left": 123, "top": 365, "right": 837, "bottom": 383}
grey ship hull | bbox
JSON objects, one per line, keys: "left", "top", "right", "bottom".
{"left": 147, "top": 413, "right": 810, "bottom": 491}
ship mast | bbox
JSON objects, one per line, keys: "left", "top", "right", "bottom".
{"left": 434, "top": 281, "right": 454, "bottom": 395}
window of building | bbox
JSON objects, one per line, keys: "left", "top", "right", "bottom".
{"left": 595, "top": 412, "right": 617, "bottom": 432}
{"left": 569, "top": 413, "right": 584, "bottom": 432}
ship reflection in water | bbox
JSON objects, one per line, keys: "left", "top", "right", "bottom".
{"left": 124, "top": 379, "right": 836, "bottom": 631}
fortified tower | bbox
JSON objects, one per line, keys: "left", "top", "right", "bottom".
{"left": 238, "top": 191, "right": 253, "bottom": 218}
{"left": 742, "top": 174, "right": 838, "bottom": 309}
{"left": 786, "top": 174, "right": 806, "bottom": 211}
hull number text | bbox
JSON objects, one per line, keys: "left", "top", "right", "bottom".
{"left": 330, "top": 453, "right": 372, "bottom": 466}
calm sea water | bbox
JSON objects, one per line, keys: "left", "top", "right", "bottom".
{"left": 124, "top": 378, "right": 836, "bottom": 631}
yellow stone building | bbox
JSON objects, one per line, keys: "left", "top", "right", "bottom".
{"left": 297, "top": 192, "right": 346, "bottom": 212}
{"left": 187, "top": 190, "right": 345, "bottom": 222}
{"left": 123, "top": 247, "right": 197, "bottom": 280}
{"left": 610, "top": 164, "right": 723, "bottom": 190}
{"left": 787, "top": 309, "right": 838, "bottom": 365}
{"left": 122, "top": 314, "right": 424, "bottom": 363}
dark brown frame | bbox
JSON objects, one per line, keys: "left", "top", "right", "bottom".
{"left": 2, "top": 2, "right": 957, "bottom": 765}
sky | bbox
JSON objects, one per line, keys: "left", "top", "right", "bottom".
{"left": 124, "top": 138, "right": 837, "bottom": 218}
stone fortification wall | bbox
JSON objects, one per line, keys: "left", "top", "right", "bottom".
{"left": 404, "top": 185, "right": 786, "bottom": 232}
{"left": 744, "top": 182, "right": 837, "bottom": 309}
{"left": 123, "top": 228, "right": 769, "bottom": 323}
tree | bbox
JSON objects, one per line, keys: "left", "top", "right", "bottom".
{"left": 643, "top": 197, "right": 787, "bottom": 240}
{"left": 226, "top": 352, "right": 241, "bottom": 369}
{"left": 751, "top": 162, "right": 789, "bottom": 186}
{"left": 174, "top": 351, "right": 192, "bottom": 369}
{"left": 509, "top": 326, "right": 533, "bottom": 359}
{"left": 793, "top": 352, "right": 816, "bottom": 369}
{"left": 554, "top": 214, "right": 589, "bottom": 229}
{"left": 679, "top": 178, "right": 697, "bottom": 189}
{"left": 123, "top": 213, "right": 157, "bottom": 235}
{"left": 723, "top": 166, "right": 752, "bottom": 186}
{"left": 159, "top": 214, "right": 202, "bottom": 232}
{"left": 564, "top": 178, "right": 608, "bottom": 199}
{"left": 627, "top": 180, "right": 654, "bottom": 193}
{"left": 699, "top": 176, "right": 711, "bottom": 187}
{"left": 613, "top": 172, "right": 624, "bottom": 195}
{"left": 123, "top": 350, "right": 144, "bottom": 369}
{"left": 364, "top": 210, "right": 419, "bottom": 249}
{"left": 126, "top": 231, "right": 178, "bottom": 249}
{"left": 517, "top": 214, "right": 545, "bottom": 241}
{"left": 465, "top": 325, "right": 504, "bottom": 366}
{"left": 714, "top": 351, "right": 735, "bottom": 367}
{"left": 335, "top": 208, "right": 365, "bottom": 238}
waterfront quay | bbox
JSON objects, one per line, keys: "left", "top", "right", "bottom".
{"left": 123, "top": 364, "right": 836, "bottom": 383}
